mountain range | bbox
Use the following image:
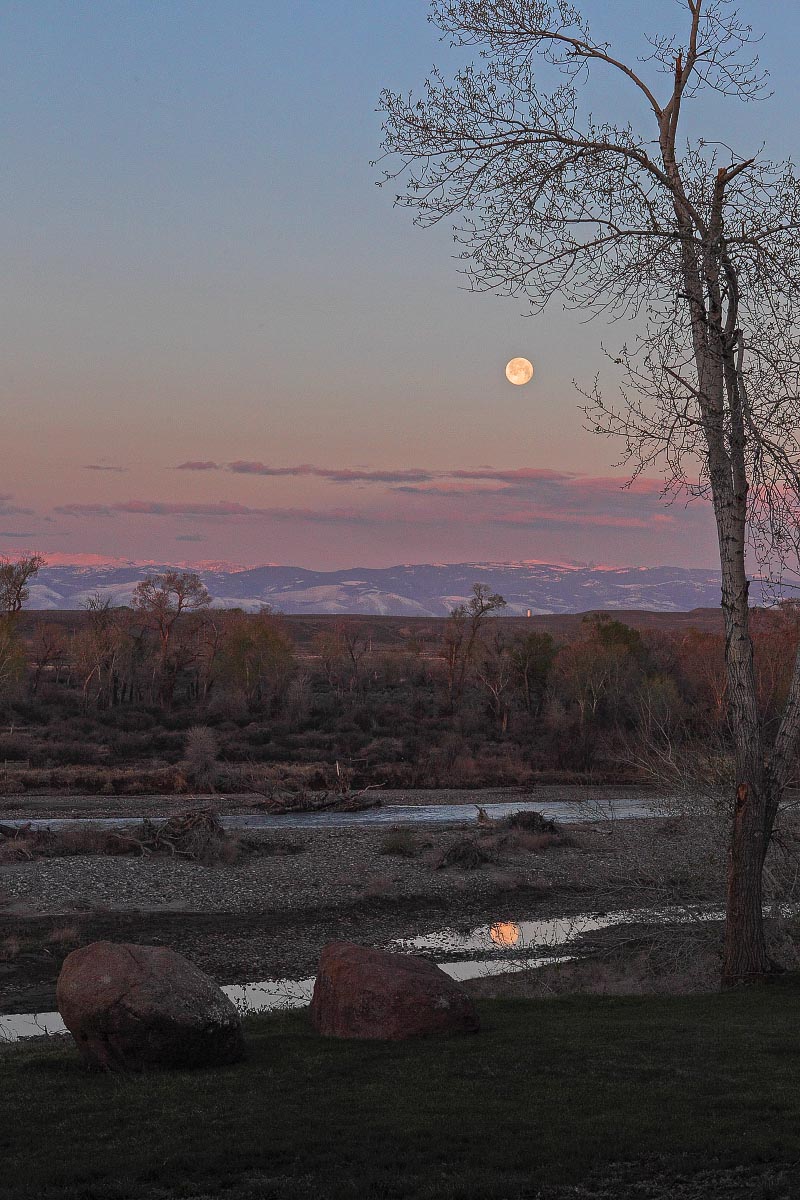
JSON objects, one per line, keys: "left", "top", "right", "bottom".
{"left": 22, "top": 560, "right": 745, "bottom": 616}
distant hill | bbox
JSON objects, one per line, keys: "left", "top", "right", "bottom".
{"left": 22, "top": 560, "right": 744, "bottom": 616}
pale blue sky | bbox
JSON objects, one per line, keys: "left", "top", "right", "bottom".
{"left": 1, "top": 1, "right": 797, "bottom": 568}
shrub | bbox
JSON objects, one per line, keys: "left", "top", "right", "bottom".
{"left": 0, "top": 936, "right": 21, "bottom": 961}
{"left": 135, "top": 807, "right": 239, "bottom": 864}
{"left": 435, "top": 838, "right": 492, "bottom": 869}
{"left": 46, "top": 925, "right": 80, "bottom": 946}
{"left": 484, "top": 810, "right": 577, "bottom": 853}
{"left": 379, "top": 827, "right": 418, "bottom": 857}
{"left": 504, "top": 810, "right": 558, "bottom": 834}
{"left": 182, "top": 725, "right": 219, "bottom": 791}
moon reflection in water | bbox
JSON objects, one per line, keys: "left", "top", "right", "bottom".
{"left": 489, "top": 921, "right": 521, "bottom": 948}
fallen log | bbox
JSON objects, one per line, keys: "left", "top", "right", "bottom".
{"left": 259, "top": 786, "right": 383, "bottom": 815}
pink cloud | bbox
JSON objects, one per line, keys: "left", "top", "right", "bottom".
{"left": 491, "top": 509, "right": 653, "bottom": 530}
{"left": 117, "top": 500, "right": 259, "bottom": 517}
{"left": 449, "top": 467, "right": 575, "bottom": 483}
{"left": 177, "top": 461, "right": 577, "bottom": 487}
{"left": 42, "top": 553, "right": 153, "bottom": 567}
{"left": 0, "top": 494, "right": 34, "bottom": 516}
{"left": 50, "top": 463, "right": 710, "bottom": 566}
{"left": 55, "top": 504, "right": 116, "bottom": 517}
{"left": 227, "top": 461, "right": 434, "bottom": 484}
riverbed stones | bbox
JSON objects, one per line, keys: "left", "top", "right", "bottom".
{"left": 310, "top": 939, "right": 480, "bottom": 1040}
{"left": 56, "top": 941, "right": 245, "bottom": 1070}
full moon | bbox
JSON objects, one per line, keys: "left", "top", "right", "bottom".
{"left": 505, "top": 357, "right": 534, "bottom": 386}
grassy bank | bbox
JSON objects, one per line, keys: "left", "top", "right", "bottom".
{"left": 4, "top": 983, "right": 800, "bottom": 1199}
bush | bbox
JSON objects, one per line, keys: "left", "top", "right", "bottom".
{"left": 484, "top": 810, "right": 577, "bottom": 853}
{"left": 181, "top": 725, "right": 219, "bottom": 790}
{"left": 436, "top": 837, "right": 493, "bottom": 869}
{"left": 504, "top": 810, "right": 558, "bottom": 834}
{"left": 379, "top": 827, "right": 419, "bottom": 857}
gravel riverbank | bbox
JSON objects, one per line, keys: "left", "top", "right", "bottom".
{"left": 0, "top": 810, "right": 724, "bottom": 1015}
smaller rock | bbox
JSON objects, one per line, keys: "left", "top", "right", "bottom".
{"left": 57, "top": 941, "right": 245, "bottom": 1070}
{"left": 310, "top": 940, "right": 480, "bottom": 1040}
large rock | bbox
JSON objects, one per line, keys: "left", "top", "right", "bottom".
{"left": 56, "top": 941, "right": 245, "bottom": 1070}
{"left": 310, "top": 940, "right": 480, "bottom": 1040}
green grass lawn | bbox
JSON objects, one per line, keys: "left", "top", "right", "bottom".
{"left": 4, "top": 981, "right": 800, "bottom": 1199}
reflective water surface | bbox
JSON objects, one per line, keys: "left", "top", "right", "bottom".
{"left": 0, "top": 903, "right": 723, "bottom": 1043}
{"left": 3, "top": 796, "right": 661, "bottom": 832}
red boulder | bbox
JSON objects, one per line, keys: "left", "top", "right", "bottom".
{"left": 56, "top": 941, "right": 245, "bottom": 1070}
{"left": 310, "top": 940, "right": 480, "bottom": 1040}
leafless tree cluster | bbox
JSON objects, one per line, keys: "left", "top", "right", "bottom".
{"left": 0, "top": 567, "right": 298, "bottom": 715}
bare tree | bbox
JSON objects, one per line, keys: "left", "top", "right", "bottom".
{"left": 72, "top": 595, "right": 129, "bottom": 710}
{"left": 29, "top": 621, "right": 67, "bottom": 696}
{"left": 380, "top": 0, "right": 800, "bottom": 983}
{"left": 0, "top": 554, "right": 44, "bottom": 615}
{"left": 0, "top": 621, "right": 25, "bottom": 698}
{"left": 132, "top": 571, "right": 211, "bottom": 705}
{"left": 217, "top": 609, "right": 297, "bottom": 710}
{"left": 338, "top": 621, "right": 370, "bottom": 691}
{"left": 440, "top": 582, "right": 507, "bottom": 709}
{"left": 510, "top": 630, "right": 556, "bottom": 715}
{"left": 0, "top": 555, "right": 45, "bottom": 701}
{"left": 475, "top": 628, "right": 515, "bottom": 730}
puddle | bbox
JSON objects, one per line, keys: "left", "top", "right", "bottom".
{"left": 439, "top": 955, "right": 573, "bottom": 981}
{"left": 0, "top": 977, "right": 318, "bottom": 1043}
{"left": 224, "top": 977, "right": 315, "bottom": 1014}
{"left": 393, "top": 906, "right": 721, "bottom": 957}
{"left": 0, "top": 903, "right": 724, "bottom": 1044}
{"left": 0, "top": 1010, "right": 68, "bottom": 1040}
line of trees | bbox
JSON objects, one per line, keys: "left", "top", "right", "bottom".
{"left": 3, "top": 562, "right": 800, "bottom": 790}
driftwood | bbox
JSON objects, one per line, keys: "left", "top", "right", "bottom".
{"left": 0, "top": 822, "right": 30, "bottom": 840}
{"left": 114, "top": 808, "right": 232, "bottom": 860}
{"left": 0, "top": 807, "right": 236, "bottom": 864}
{"left": 257, "top": 785, "right": 383, "bottom": 816}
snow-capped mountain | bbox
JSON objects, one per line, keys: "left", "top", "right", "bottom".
{"left": 21, "top": 560, "right": 743, "bottom": 615}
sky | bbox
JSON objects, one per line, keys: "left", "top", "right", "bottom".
{"left": 2, "top": 0, "right": 799, "bottom": 571}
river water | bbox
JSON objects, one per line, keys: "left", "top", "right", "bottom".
{"left": 3, "top": 795, "right": 661, "bottom": 832}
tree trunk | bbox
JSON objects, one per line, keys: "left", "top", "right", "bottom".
{"left": 715, "top": 477, "right": 770, "bottom": 984}
{"left": 722, "top": 781, "right": 770, "bottom": 984}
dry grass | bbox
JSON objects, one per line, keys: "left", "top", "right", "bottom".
{"left": 481, "top": 829, "right": 568, "bottom": 854}
{"left": 45, "top": 924, "right": 80, "bottom": 946}
{"left": 0, "top": 935, "right": 21, "bottom": 961}
{"left": 0, "top": 764, "right": 193, "bottom": 795}
{"left": 0, "top": 835, "right": 37, "bottom": 863}
{"left": 465, "top": 922, "right": 726, "bottom": 1000}
{"left": 473, "top": 809, "right": 577, "bottom": 856}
